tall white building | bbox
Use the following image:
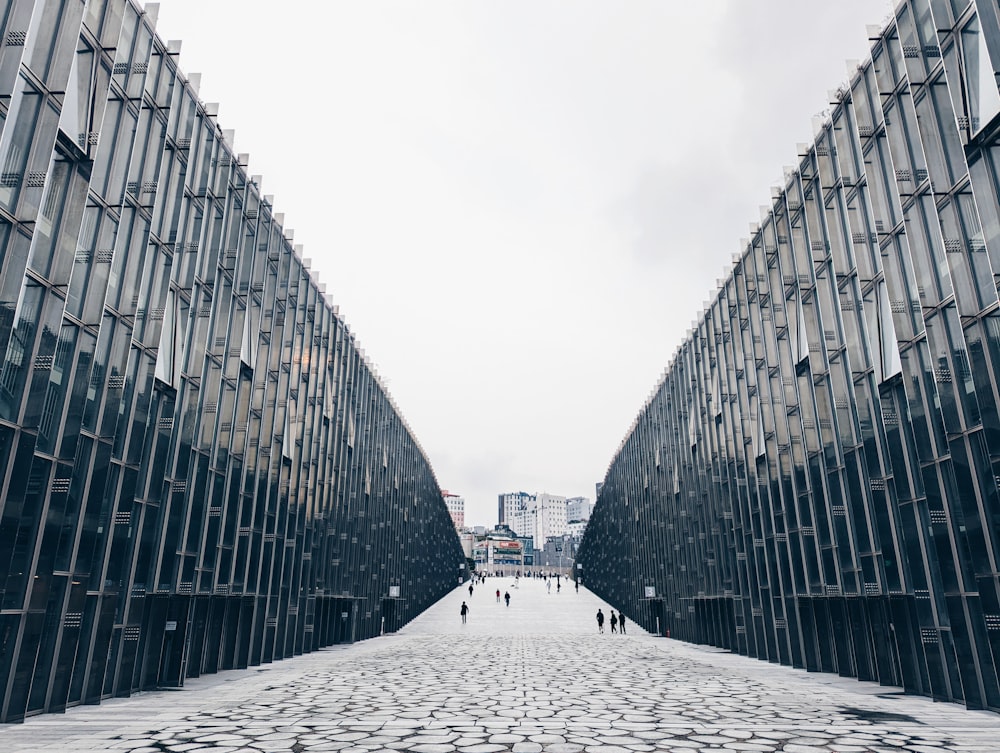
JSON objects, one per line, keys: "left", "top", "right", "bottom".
{"left": 534, "top": 493, "right": 567, "bottom": 546}
{"left": 498, "top": 491, "right": 573, "bottom": 551}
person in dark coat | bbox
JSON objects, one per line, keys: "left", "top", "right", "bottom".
{"left": 619, "top": 611, "right": 626, "bottom": 634}
{"left": 596, "top": 608, "right": 605, "bottom": 633}
{"left": 460, "top": 601, "right": 469, "bottom": 624}
{"left": 504, "top": 591, "right": 511, "bottom": 607}
{"left": 610, "top": 611, "right": 618, "bottom": 633}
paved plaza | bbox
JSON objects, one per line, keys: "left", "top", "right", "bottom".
{"left": 2, "top": 577, "right": 998, "bottom": 752}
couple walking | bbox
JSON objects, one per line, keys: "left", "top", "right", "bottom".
{"left": 596, "top": 608, "right": 626, "bottom": 634}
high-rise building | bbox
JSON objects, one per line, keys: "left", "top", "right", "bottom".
{"left": 498, "top": 490, "right": 533, "bottom": 535}
{"left": 534, "top": 492, "right": 567, "bottom": 545}
{"left": 0, "top": 0, "right": 464, "bottom": 723}
{"left": 442, "top": 490, "right": 465, "bottom": 529}
{"left": 498, "top": 491, "right": 568, "bottom": 551}
{"left": 579, "top": 0, "right": 1000, "bottom": 713}
{"left": 566, "top": 496, "right": 592, "bottom": 522}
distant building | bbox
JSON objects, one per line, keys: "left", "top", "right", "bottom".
{"left": 499, "top": 490, "right": 568, "bottom": 549}
{"left": 566, "top": 497, "right": 592, "bottom": 522}
{"left": 442, "top": 490, "right": 465, "bottom": 529}
{"left": 498, "top": 491, "right": 533, "bottom": 535}
{"left": 566, "top": 519, "right": 588, "bottom": 538}
{"left": 457, "top": 530, "right": 477, "bottom": 559}
{"left": 472, "top": 525, "right": 524, "bottom": 571}
{"left": 534, "top": 493, "right": 568, "bottom": 545}
{"left": 537, "top": 534, "right": 577, "bottom": 572}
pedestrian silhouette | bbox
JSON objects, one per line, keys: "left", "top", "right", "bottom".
{"left": 495, "top": 588, "right": 500, "bottom": 602}
{"left": 610, "top": 611, "right": 618, "bottom": 633}
{"left": 460, "top": 601, "right": 469, "bottom": 624}
{"left": 596, "top": 608, "right": 605, "bottom": 633}
{"left": 575, "top": 581, "right": 579, "bottom": 593}
{"left": 504, "top": 591, "right": 511, "bottom": 607}
{"left": 469, "top": 584, "right": 473, "bottom": 597}
{"left": 619, "top": 612, "right": 627, "bottom": 634}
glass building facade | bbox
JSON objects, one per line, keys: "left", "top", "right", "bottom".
{"left": 579, "top": 0, "right": 1000, "bottom": 712}
{"left": 0, "top": 0, "right": 465, "bottom": 723}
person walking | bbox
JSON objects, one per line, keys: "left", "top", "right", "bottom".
{"left": 504, "top": 591, "right": 511, "bottom": 607}
{"left": 495, "top": 588, "right": 501, "bottom": 603}
{"left": 469, "top": 583, "right": 474, "bottom": 597}
{"left": 610, "top": 611, "right": 618, "bottom": 634}
{"left": 596, "top": 608, "right": 605, "bottom": 633}
{"left": 575, "top": 580, "right": 579, "bottom": 593}
{"left": 619, "top": 612, "right": 627, "bottom": 634}
{"left": 460, "top": 601, "right": 469, "bottom": 624}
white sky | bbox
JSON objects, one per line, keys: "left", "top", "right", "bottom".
{"left": 151, "top": 0, "right": 895, "bottom": 528}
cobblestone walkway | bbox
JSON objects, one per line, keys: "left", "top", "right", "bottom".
{"left": 2, "top": 578, "right": 997, "bottom": 752}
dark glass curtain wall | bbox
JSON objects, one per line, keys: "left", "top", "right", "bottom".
{"left": 0, "top": 0, "right": 464, "bottom": 722}
{"left": 580, "top": 0, "right": 1000, "bottom": 713}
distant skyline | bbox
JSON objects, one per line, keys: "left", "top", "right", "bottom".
{"left": 153, "top": 0, "right": 893, "bottom": 528}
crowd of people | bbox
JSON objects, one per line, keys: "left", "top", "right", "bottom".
{"left": 459, "top": 572, "right": 628, "bottom": 635}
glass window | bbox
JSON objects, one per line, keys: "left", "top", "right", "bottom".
{"left": 25, "top": 0, "right": 84, "bottom": 89}
{"left": 864, "top": 137, "right": 902, "bottom": 231}
{"left": 897, "top": 2, "right": 932, "bottom": 83}
{"left": 944, "top": 16, "right": 1000, "bottom": 141}
{"left": 914, "top": 85, "right": 957, "bottom": 192}
{"left": 0, "top": 0, "right": 32, "bottom": 100}
{"left": 57, "top": 328, "right": 95, "bottom": 463}
{"left": 929, "top": 0, "right": 955, "bottom": 28}
{"left": 902, "top": 193, "right": 953, "bottom": 305}
{"left": 34, "top": 322, "right": 78, "bottom": 456}
{"left": 0, "top": 281, "right": 42, "bottom": 422}
{"left": 99, "top": 96, "right": 135, "bottom": 205}
{"left": 0, "top": 82, "right": 42, "bottom": 215}
{"left": 82, "top": 0, "right": 126, "bottom": 49}
{"left": 882, "top": 233, "right": 923, "bottom": 342}
{"left": 955, "top": 189, "right": 997, "bottom": 308}
{"left": 939, "top": 193, "right": 997, "bottom": 314}
{"left": 59, "top": 43, "right": 111, "bottom": 160}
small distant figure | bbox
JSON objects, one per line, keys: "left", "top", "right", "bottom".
{"left": 460, "top": 601, "right": 469, "bottom": 624}
{"left": 596, "top": 608, "right": 605, "bottom": 633}
{"left": 496, "top": 588, "right": 501, "bottom": 602}
{"left": 610, "top": 611, "right": 618, "bottom": 633}
{"left": 556, "top": 581, "right": 561, "bottom": 593}
{"left": 575, "top": 581, "right": 579, "bottom": 593}
{"left": 469, "top": 584, "right": 474, "bottom": 597}
{"left": 619, "top": 612, "right": 626, "bottom": 634}
{"left": 546, "top": 580, "right": 551, "bottom": 593}
{"left": 504, "top": 591, "right": 511, "bottom": 607}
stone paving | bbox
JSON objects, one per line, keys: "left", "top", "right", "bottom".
{"left": 2, "top": 577, "right": 998, "bottom": 752}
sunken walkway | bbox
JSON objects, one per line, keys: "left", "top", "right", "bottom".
{"left": 1, "top": 577, "right": 996, "bottom": 752}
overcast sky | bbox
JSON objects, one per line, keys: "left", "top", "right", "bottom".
{"left": 152, "top": 1, "right": 895, "bottom": 528}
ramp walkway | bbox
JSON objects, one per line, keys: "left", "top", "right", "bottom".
{"left": 1, "top": 577, "right": 996, "bottom": 752}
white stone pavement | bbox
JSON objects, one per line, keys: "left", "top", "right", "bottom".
{"left": 2, "top": 577, "right": 999, "bottom": 752}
